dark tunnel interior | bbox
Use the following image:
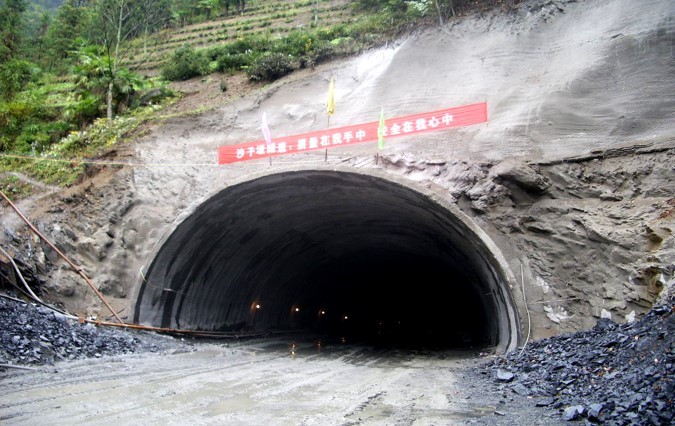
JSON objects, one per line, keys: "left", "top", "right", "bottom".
{"left": 281, "top": 253, "right": 490, "bottom": 347}
{"left": 135, "top": 170, "right": 518, "bottom": 352}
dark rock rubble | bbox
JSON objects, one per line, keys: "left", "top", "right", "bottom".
{"left": 480, "top": 296, "right": 674, "bottom": 425}
{"left": 0, "top": 295, "right": 185, "bottom": 368}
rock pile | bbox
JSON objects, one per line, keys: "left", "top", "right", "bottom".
{"left": 0, "top": 295, "right": 181, "bottom": 367}
{"left": 481, "top": 297, "right": 674, "bottom": 424}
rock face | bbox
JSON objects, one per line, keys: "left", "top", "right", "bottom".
{"left": 480, "top": 295, "right": 674, "bottom": 425}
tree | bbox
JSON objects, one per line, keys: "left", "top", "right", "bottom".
{"left": 89, "top": 0, "right": 167, "bottom": 120}
{"left": 72, "top": 45, "right": 145, "bottom": 123}
{"left": 219, "top": 0, "right": 232, "bottom": 18}
{"left": 172, "top": 0, "right": 194, "bottom": 27}
{"left": 44, "top": 0, "right": 91, "bottom": 69}
{"left": 0, "top": 59, "right": 33, "bottom": 100}
{"left": 32, "top": 12, "right": 52, "bottom": 62}
{"left": 0, "top": 0, "right": 28, "bottom": 63}
{"left": 198, "top": 0, "right": 218, "bottom": 20}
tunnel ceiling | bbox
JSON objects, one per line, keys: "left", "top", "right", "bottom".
{"left": 135, "top": 170, "right": 519, "bottom": 352}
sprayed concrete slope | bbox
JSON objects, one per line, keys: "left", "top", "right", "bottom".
{"left": 206, "top": 0, "right": 674, "bottom": 161}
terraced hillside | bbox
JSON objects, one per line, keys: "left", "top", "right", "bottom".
{"left": 126, "top": 0, "right": 353, "bottom": 75}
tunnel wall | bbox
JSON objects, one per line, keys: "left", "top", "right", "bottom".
{"left": 134, "top": 167, "right": 522, "bottom": 352}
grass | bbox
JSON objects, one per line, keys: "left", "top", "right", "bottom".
{"left": 0, "top": 174, "right": 36, "bottom": 200}
{"left": 0, "top": 96, "right": 179, "bottom": 186}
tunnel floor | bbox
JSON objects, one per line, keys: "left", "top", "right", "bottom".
{"left": 136, "top": 170, "right": 519, "bottom": 353}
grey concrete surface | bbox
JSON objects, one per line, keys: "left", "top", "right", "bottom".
{"left": 0, "top": 337, "right": 564, "bottom": 425}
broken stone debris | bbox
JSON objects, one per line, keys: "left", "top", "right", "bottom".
{"left": 481, "top": 296, "right": 674, "bottom": 424}
{"left": 0, "top": 295, "right": 185, "bottom": 367}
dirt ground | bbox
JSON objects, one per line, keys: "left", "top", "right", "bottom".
{"left": 2, "top": 294, "right": 672, "bottom": 425}
{"left": 0, "top": 336, "right": 565, "bottom": 426}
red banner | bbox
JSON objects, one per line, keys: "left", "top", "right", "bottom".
{"left": 218, "top": 102, "right": 487, "bottom": 164}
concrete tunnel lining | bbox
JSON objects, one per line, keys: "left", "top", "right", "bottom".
{"left": 134, "top": 169, "right": 520, "bottom": 352}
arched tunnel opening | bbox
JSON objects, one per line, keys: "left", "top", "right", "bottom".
{"left": 134, "top": 170, "right": 520, "bottom": 352}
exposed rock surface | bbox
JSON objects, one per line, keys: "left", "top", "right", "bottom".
{"left": 381, "top": 145, "right": 675, "bottom": 338}
{"left": 1, "top": 143, "right": 673, "bottom": 342}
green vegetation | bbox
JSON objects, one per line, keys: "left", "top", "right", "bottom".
{"left": 0, "top": 0, "right": 518, "bottom": 194}
{"left": 159, "top": 13, "right": 406, "bottom": 83}
{"left": 0, "top": 173, "right": 35, "bottom": 199}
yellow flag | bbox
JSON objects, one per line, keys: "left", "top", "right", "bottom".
{"left": 326, "top": 77, "right": 335, "bottom": 116}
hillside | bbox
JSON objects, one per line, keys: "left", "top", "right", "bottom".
{"left": 126, "top": 0, "right": 354, "bottom": 75}
{"left": 132, "top": 0, "right": 675, "bottom": 167}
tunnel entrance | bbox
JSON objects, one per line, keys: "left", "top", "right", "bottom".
{"left": 134, "top": 170, "right": 520, "bottom": 352}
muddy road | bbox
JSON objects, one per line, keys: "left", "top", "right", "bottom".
{"left": 0, "top": 336, "right": 562, "bottom": 425}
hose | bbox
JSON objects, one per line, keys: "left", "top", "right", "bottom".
{"left": 0, "top": 190, "right": 123, "bottom": 324}
{"left": 0, "top": 245, "right": 43, "bottom": 303}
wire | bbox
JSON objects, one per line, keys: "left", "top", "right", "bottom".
{"left": 518, "top": 262, "right": 532, "bottom": 358}
{"left": 0, "top": 246, "right": 43, "bottom": 303}
{"left": 0, "top": 153, "right": 215, "bottom": 168}
{"left": 0, "top": 189, "right": 123, "bottom": 323}
{"left": 0, "top": 363, "right": 38, "bottom": 371}
{"left": 0, "top": 291, "right": 78, "bottom": 321}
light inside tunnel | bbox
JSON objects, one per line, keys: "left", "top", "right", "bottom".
{"left": 134, "top": 170, "right": 520, "bottom": 352}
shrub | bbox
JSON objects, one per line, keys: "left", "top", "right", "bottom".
{"left": 161, "top": 45, "right": 210, "bottom": 81}
{"left": 63, "top": 93, "right": 103, "bottom": 127}
{"left": 15, "top": 120, "right": 71, "bottom": 154}
{"left": 246, "top": 53, "right": 294, "bottom": 82}
{"left": 300, "top": 41, "right": 337, "bottom": 68}
{"left": 0, "top": 95, "right": 53, "bottom": 152}
{"left": 404, "top": 0, "right": 433, "bottom": 19}
{"left": 227, "top": 34, "right": 272, "bottom": 55}
{"left": 214, "top": 52, "right": 253, "bottom": 73}
{"left": 279, "top": 31, "right": 315, "bottom": 57}
{"left": 0, "top": 59, "right": 35, "bottom": 100}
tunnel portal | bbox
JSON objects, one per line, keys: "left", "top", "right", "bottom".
{"left": 134, "top": 170, "right": 520, "bottom": 352}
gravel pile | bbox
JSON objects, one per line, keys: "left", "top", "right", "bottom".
{"left": 0, "top": 295, "right": 185, "bottom": 368}
{"left": 481, "top": 297, "right": 674, "bottom": 425}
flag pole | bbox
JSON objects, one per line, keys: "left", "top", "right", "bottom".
{"left": 325, "top": 115, "right": 329, "bottom": 162}
{"left": 376, "top": 107, "right": 385, "bottom": 165}
{"left": 325, "top": 76, "right": 335, "bottom": 163}
{"left": 262, "top": 111, "right": 272, "bottom": 166}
